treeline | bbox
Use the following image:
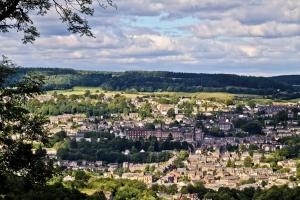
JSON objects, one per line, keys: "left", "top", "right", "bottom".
{"left": 17, "top": 68, "right": 297, "bottom": 95}
{"left": 181, "top": 182, "right": 300, "bottom": 200}
{"left": 271, "top": 75, "right": 300, "bottom": 86}
{"left": 6, "top": 177, "right": 300, "bottom": 200}
{"left": 17, "top": 68, "right": 113, "bottom": 90}
{"left": 102, "top": 71, "right": 291, "bottom": 93}
{"left": 56, "top": 132, "right": 192, "bottom": 163}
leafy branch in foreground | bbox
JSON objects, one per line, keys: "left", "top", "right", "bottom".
{"left": 0, "top": 57, "right": 54, "bottom": 194}
{"left": 0, "top": 0, "right": 117, "bottom": 43}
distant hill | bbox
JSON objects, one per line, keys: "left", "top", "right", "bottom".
{"left": 16, "top": 68, "right": 299, "bottom": 96}
{"left": 271, "top": 75, "right": 300, "bottom": 86}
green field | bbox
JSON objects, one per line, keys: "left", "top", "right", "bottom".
{"left": 47, "top": 87, "right": 143, "bottom": 98}
{"left": 47, "top": 87, "right": 265, "bottom": 101}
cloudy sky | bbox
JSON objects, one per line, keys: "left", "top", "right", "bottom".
{"left": 1, "top": 0, "right": 300, "bottom": 75}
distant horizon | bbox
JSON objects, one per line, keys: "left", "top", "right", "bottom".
{"left": 21, "top": 66, "right": 300, "bottom": 77}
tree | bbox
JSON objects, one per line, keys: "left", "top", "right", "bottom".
{"left": 275, "top": 110, "right": 288, "bottom": 123}
{"left": 144, "top": 165, "right": 150, "bottom": 172}
{"left": 84, "top": 90, "right": 91, "bottom": 98}
{"left": 296, "top": 164, "right": 300, "bottom": 178}
{"left": 236, "top": 103, "right": 244, "bottom": 113}
{"left": 179, "top": 150, "right": 189, "bottom": 160}
{"left": 74, "top": 170, "right": 90, "bottom": 182}
{"left": 145, "top": 123, "right": 155, "bottom": 130}
{"left": 240, "top": 144, "right": 246, "bottom": 152}
{"left": 0, "top": 0, "right": 116, "bottom": 43}
{"left": 226, "top": 159, "right": 235, "bottom": 167}
{"left": 0, "top": 0, "right": 117, "bottom": 197}
{"left": 167, "top": 108, "right": 176, "bottom": 119}
{"left": 180, "top": 102, "right": 193, "bottom": 117}
{"left": 244, "top": 156, "right": 253, "bottom": 167}
{"left": 89, "top": 191, "right": 107, "bottom": 200}
{"left": 225, "top": 99, "right": 234, "bottom": 106}
{"left": 0, "top": 57, "right": 54, "bottom": 193}
{"left": 261, "top": 180, "right": 268, "bottom": 188}
{"left": 241, "top": 120, "right": 263, "bottom": 135}
{"left": 247, "top": 100, "right": 256, "bottom": 109}
{"left": 139, "top": 102, "right": 152, "bottom": 119}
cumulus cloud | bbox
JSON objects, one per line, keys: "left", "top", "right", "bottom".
{"left": 191, "top": 19, "right": 300, "bottom": 38}
{"left": 0, "top": 0, "right": 299, "bottom": 75}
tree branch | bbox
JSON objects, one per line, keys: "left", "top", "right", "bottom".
{"left": 0, "top": 0, "right": 21, "bottom": 22}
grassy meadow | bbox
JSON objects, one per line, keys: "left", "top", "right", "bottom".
{"left": 47, "top": 86, "right": 300, "bottom": 105}
{"left": 47, "top": 86, "right": 259, "bottom": 101}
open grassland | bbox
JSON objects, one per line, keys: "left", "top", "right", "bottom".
{"left": 48, "top": 87, "right": 140, "bottom": 98}
{"left": 50, "top": 87, "right": 300, "bottom": 105}
{"left": 289, "top": 98, "right": 300, "bottom": 103}
{"left": 47, "top": 86, "right": 262, "bottom": 101}
{"left": 46, "top": 87, "right": 300, "bottom": 106}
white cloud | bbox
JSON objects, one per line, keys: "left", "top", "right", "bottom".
{"left": 0, "top": 0, "right": 299, "bottom": 75}
{"left": 192, "top": 19, "right": 300, "bottom": 38}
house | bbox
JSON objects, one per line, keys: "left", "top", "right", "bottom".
{"left": 129, "top": 113, "right": 139, "bottom": 119}
{"left": 108, "top": 163, "right": 118, "bottom": 172}
{"left": 166, "top": 171, "right": 181, "bottom": 183}
{"left": 122, "top": 173, "right": 153, "bottom": 184}
{"left": 157, "top": 104, "right": 175, "bottom": 115}
{"left": 175, "top": 114, "right": 185, "bottom": 122}
{"left": 63, "top": 175, "right": 75, "bottom": 182}
{"left": 125, "top": 129, "right": 185, "bottom": 141}
{"left": 219, "top": 120, "right": 232, "bottom": 131}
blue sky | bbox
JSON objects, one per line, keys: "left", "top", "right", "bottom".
{"left": 1, "top": 0, "right": 300, "bottom": 76}
{"left": 123, "top": 14, "right": 199, "bottom": 37}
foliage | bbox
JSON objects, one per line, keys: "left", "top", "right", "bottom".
{"left": 16, "top": 68, "right": 293, "bottom": 95}
{"left": 241, "top": 121, "right": 263, "bottom": 135}
{"left": 173, "top": 150, "right": 189, "bottom": 168}
{"left": 145, "top": 123, "right": 155, "bottom": 130}
{"left": 181, "top": 184, "right": 300, "bottom": 200}
{"left": 167, "top": 108, "right": 176, "bottom": 119}
{"left": 240, "top": 178, "right": 256, "bottom": 185}
{"left": 0, "top": 0, "right": 116, "bottom": 43}
{"left": 226, "top": 144, "right": 239, "bottom": 152}
{"left": 208, "top": 127, "right": 225, "bottom": 137}
{"left": 139, "top": 102, "right": 152, "bottom": 119}
{"left": 151, "top": 184, "right": 178, "bottom": 195}
{"left": 56, "top": 133, "right": 193, "bottom": 163}
{"left": 87, "top": 178, "right": 159, "bottom": 200}
{"left": 181, "top": 182, "right": 210, "bottom": 199}
{"left": 49, "top": 131, "right": 67, "bottom": 146}
{"left": 244, "top": 156, "right": 253, "bottom": 167}
{"left": 0, "top": 57, "right": 54, "bottom": 195}
{"left": 226, "top": 159, "right": 235, "bottom": 167}
{"left": 27, "top": 93, "right": 136, "bottom": 117}
{"left": 266, "top": 136, "right": 300, "bottom": 163}
{"left": 2, "top": 182, "right": 87, "bottom": 200}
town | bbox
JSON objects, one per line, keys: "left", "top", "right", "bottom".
{"left": 30, "top": 89, "right": 300, "bottom": 199}
{"left": 2, "top": 0, "right": 300, "bottom": 198}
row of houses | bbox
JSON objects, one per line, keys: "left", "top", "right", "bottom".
{"left": 125, "top": 128, "right": 204, "bottom": 143}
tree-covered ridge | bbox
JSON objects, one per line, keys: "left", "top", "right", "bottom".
{"left": 17, "top": 68, "right": 296, "bottom": 94}
{"left": 271, "top": 75, "right": 300, "bottom": 86}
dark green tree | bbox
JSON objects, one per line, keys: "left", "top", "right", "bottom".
{"left": 0, "top": 57, "right": 54, "bottom": 194}
{"left": 167, "top": 108, "right": 176, "bottom": 119}
{"left": 241, "top": 120, "right": 263, "bottom": 135}
{"left": 244, "top": 156, "right": 253, "bottom": 167}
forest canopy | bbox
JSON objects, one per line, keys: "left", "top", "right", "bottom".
{"left": 16, "top": 68, "right": 299, "bottom": 96}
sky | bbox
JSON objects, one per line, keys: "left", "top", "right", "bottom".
{"left": 1, "top": 0, "right": 300, "bottom": 76}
